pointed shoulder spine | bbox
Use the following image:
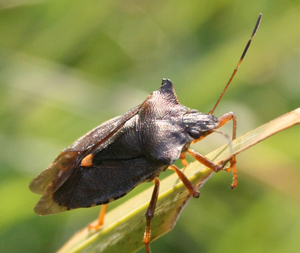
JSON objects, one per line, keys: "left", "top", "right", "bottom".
{"left": 159, "top": 78, "right": 179, "bottom": 103}
{"left": 161, "top": 78, "right": 172, "bottom": 87}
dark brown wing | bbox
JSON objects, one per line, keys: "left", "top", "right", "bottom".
{"left": 33, "top": 157, "right": 164, "bottom": 215}
{"left": 29, "top": 105, "right": 141, "bottom": 198}
{"left": 29, "top": 151, "right": 83, "bottom": 195}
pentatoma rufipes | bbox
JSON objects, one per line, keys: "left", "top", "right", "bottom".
{"left": 30, "top": 13, "right": 262, "bottom": 253}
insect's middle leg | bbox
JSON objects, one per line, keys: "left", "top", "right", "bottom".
{"left": 168, "top": 165, "right": 199, "bottom": 198}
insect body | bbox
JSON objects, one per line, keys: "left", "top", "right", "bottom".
{"left": 30, "top": 79, "right": 224, "bottom": 212}
{"left": 30, "top": 14, "right": 262, "bottom": 253}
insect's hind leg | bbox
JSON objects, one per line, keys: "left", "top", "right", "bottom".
{"left": 88, "top": 203, "right": 108, "bottom": 230}
{"left": 144, "top": 177, "right": 160, "bottom": 253}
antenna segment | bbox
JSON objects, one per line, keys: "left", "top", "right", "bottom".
{"left": 209, "top": 13, "right": 262, "bottom": 115}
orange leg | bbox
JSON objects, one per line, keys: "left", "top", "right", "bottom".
{"left": 168, "top": 165, "right": 199, "bottom": 198}
{"left": 88, "top": 204, "right": 107, "bottom": 230}
{"left": 190, "top": 112, "right": 238, "bottom": 188}
{"left": 228, "top": 156, "right": 237, "bottom": 189}
{"left": 191, "top": 112, "right": 236, "bottom": 144}
{"left": 144, "top": 177, "right": 160, "bottom": 253}
{"left": 180, "top": 153, "right": 189, "bottom": 167}
{"left": 181, "top": 112, "right": 236, "bottom": 167}
{"left": 187, "top": 149, "right": 223, "bottom": 171}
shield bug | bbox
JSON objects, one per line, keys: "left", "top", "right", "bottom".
{"left": 30, "top": 14, "right": 262, "bottom": 253}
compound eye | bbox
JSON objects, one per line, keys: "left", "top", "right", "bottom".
{"left": 188, "top": 129, "right": 201, "bottom": 139}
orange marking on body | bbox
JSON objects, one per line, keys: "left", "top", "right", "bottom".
{"left": 81, "top": 154, "right": 94, "bottom": 167}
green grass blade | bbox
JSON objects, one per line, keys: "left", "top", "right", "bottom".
{"left": 58, "top": 108, "right": 300, "bottom": 253}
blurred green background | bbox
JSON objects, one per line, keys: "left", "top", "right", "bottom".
{"left": 1, "top": 1, "right": 300, "bottom": 253}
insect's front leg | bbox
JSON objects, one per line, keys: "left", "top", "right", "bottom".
{"left": 187, "top": 149, "right": 224, "bottom": 172}
{"left": 144, "top": 177, "right": 160, "bottom": 253}
{"left": 187, "top": 148, "right": 237, "bottom": 189}
{"left": 216, "top": 112, "right": 237, "bottom": 188}
{"left": 186, "top": 112, "right": 238, "bottom": 188}
{"left": 191, "top": 112, "right": 237, "bottom": 144}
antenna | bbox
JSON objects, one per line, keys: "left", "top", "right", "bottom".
{"left": 209, "top": 13, "right": 262, "bottom": 115}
